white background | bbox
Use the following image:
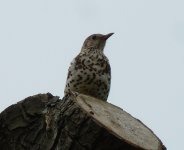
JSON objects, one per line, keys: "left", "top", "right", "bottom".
{"left": 0, "top": 1, "right": 184, "bottom": 149}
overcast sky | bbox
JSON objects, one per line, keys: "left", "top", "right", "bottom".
{"left": 0, "top": 0, "right": 184, "bottom": 149}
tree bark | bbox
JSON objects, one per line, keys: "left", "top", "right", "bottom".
{"left": 0, "top": 93, "right": 166, "bottom": 150}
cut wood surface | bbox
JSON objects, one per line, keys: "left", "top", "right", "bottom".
{"left": 0, "top": 93, "right": 166, "bottom": 150}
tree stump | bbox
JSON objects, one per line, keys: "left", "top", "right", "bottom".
{"left": 0, "top": 93, "right": 166, "bottom": 150}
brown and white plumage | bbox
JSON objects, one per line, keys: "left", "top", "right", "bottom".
{"left": 64, "top": 33, "right": 113, "bottom": 101}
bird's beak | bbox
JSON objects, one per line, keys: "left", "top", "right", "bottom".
{"left": 103, "top": 33, "right": 114, "bottom": 40}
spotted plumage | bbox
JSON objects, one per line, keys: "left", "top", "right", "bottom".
{"left": 64, "top": 33, "right": 113, "bottom": 101}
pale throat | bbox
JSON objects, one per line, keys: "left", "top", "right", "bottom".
{"left": 81, "top": 43, "right": 106, "bottom": 54}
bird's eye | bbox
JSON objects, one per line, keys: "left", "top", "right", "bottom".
{"left": 92, "top": 35, "right": 97, "bottom": 40}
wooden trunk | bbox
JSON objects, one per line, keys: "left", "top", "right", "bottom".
{"left": 0, "top": 93, "right": 166, "bottom": 150}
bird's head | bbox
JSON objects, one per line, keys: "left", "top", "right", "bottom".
{"left": 81, "top": 33, "right": 114, "bottom": 52}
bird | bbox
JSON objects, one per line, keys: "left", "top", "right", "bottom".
{"left": 64, "top": 33, "right": 113, "bottom": 101}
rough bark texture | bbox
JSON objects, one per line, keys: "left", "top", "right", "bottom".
{"left": 0, "top": 93, "right": 166, "bottom": 150}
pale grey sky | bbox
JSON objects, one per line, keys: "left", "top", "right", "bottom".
{"left": 0, "top": 0, "right": 184, "bottom": 149}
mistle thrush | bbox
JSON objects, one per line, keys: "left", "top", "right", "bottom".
{"left": 64, "top": 33, "right": 113, "bottom": 101}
